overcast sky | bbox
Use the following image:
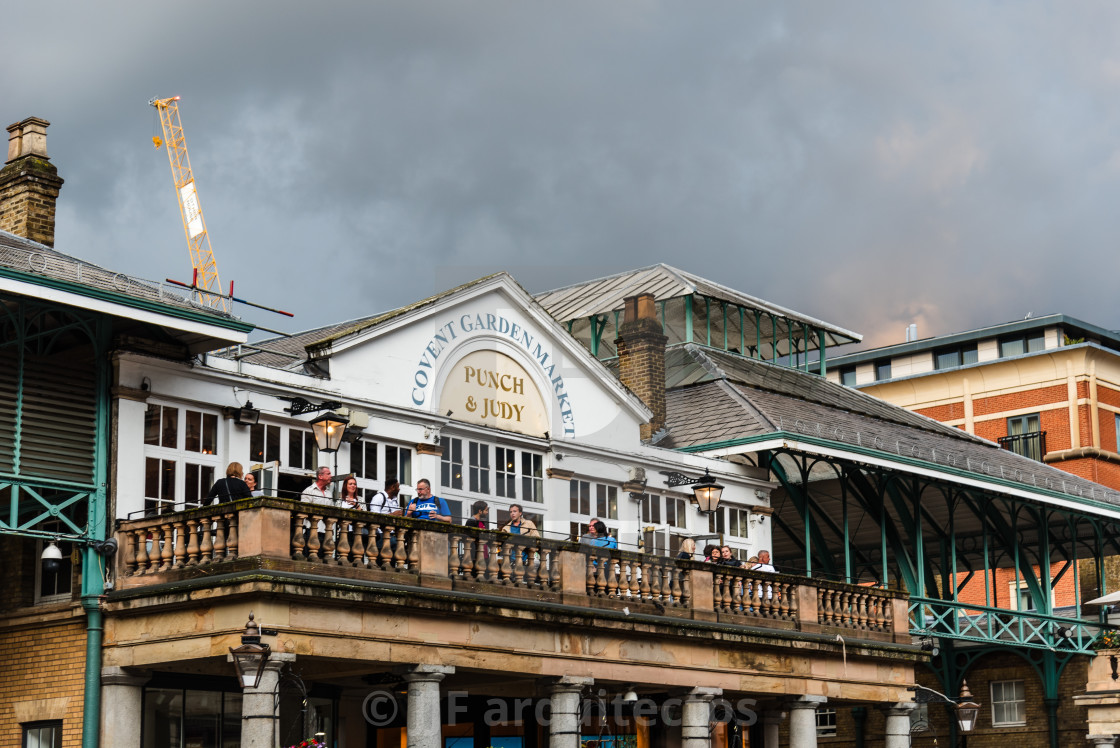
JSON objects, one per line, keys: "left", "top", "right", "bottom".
{"left": 8, "top": 2, "right": 1120, "bottom": 350}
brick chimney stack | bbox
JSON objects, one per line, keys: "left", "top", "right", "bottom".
{"left": 0, "top": 117, "right": 64, "bottom": 247}
{"left": 615, "top": 293, "right": 667, "bottom": 441}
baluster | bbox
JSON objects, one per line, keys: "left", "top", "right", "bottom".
{"left": 363, "top": 525, "right": 379, "bottom": 568}
{"left": 306, "top": 516, "right": 323, "bottom": 563}
{"left": 651, "top": 562, "right": 665, "bottom": 603}
{"left": 731, "top": 574, "right": 745, "bottom": 614}
{"left": 874, "top": 598, "right": 887, "bottom": 631}
{"left": 498, "top": 540, "right": 513, "bottom": 584}
{"left": 212, "top": 516, "right": 228, "bottom": 561}
{"left": 511, "top": 540, "right": 526, "bottom": 586}
{"left": 818, "top": 588, "right": 831, "bottom": 624}
{"left": 606, "top": 557, "right": 620, "bottom": 598}
{"left": 336, "top": 520, "right": 351, "bottom": 566}
{"left": 123, "top": 530, "right": 137, "bottom": 575}
{"left": 374, "top": 524, "right": 391, "bottom": 568}
{"left": 322, "top": 517, "right": 339, "bottom": 565}
{"left": 776, "top": 582, "right": 790, "bottom": 620}
{"left": 474, "top": 534, "right": 489, "bottom": 581}
{"left": 586, "top": 552, "right": 597, "bottom": 594}
{"left": 595, "top": 555, "right": 608, "bottom": 596}
{"left": 548, "top": 548, "right": 561, "bottom": 590}
{"left": 155, "top": 523, "right": 171, "bottom": 571}
{"left": 712, "top": 572, "right": 725, "bottom": 612}
{"left": 458, "top": 535, "right": 474, "bottom": 579}
{"left": 639, "top": 560, "right": 652, "bottom": 601}
{"left": 855, "top": 593, "right": 869, "bottom": 629}
{"left": 536, "top": 546, "right": 550, "bottom": 589}
{"left": 485, "top": 535, "right": 500, "bottom": 582}
{"left": 351, "top": 523, "right": 366, "bottom": 567}
{"left": 133, "top": 529, "right": 148, "bottom": 575}
{"left": 199, "top": 519, "right": 213, "bottom": 564}
{"left": 168, "top": 521, "right": 185, "bottom": 568}
{"left": 224, "top": 513, "right": 238, "bottom": 560}
{"left": 185, "top": 520, "right": 200, "bottom": 566}
{"left": 143, "top": 528, "right": 160, "bottom": 574}
{"left": 842, "top": 591, "right": 854, "bottom": 627}
{"left": 681, "top": 568, "right": 692, "bottom": 609}
{"left": 670, "top": 566, "right": 683, "bottom": 606}
{"left": 405, "top": 529, "right": 420, "bottom": 570}
{"left": 292, "top": 513, "right": 308, "bottom": 560}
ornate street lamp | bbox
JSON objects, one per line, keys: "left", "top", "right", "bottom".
{"left": 954, "top": 681, "right": 980, "bottom": 734}
{"left": 229, "top": 612, "right": 271, "bottom": 689}
{"left": 662, "top": 467, "right": 725, "bottom": 514}
{"left": 309, "top": 411, "right": 349, "bottom": 453}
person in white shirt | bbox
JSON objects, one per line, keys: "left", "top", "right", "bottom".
{"left": 301, "top": 466, "right": 334, "bottom": 537}
{"left": 753, "top": 550, "right": 776, "bottom": 573}
{"left": 369, "top": 478, "right": 402, "bottom": 515}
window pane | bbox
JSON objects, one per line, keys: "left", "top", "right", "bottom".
{"left": 144, "top": 404, "right": 161, "bottom": 445}
{"left": 606, "top": 486, "right": 618, "bottom": 519}
{"left": 841, "top": 368, "right": 856, "bottom": 386}
{"left": 250, "top": 424, "right": 264, "bottom": 463}
{"left": 570, "top": 480, "right": 580, "bottom": 513}
{"left": 875, "top": 360, "right": 891, "bottom": 381}
{"left": 162, "top": 407, "right": 178, "bottom": 448}
{"left": 1027, "top": 332, "right": 1045, "bottom": 353}
{"left": 145, "top": 457, "right": 161, "bottom": 499}
{"left": 935, "top": 349, "right": 960, "bottom": 370}
{"left": 202, "top": 414, "right": 217, "bottom": 455}
{"left": 265, "top": 425, "right": 281, "bottom": 463}
{"left": 162, "top": 460, "right": 176, "bottom": 504}
{"left": 303, "top": 433, "right": 315, "bottom": 471}
{"left": 961, "top": 345, "right": 978, "bottom": 365}
{"left": 185, "top": 410, "right": 201, "bottom": 453}
{"left": 1001, "top": 337, "right": 1025, "bottom": 358}
{"left": 289, "top": 430, "right": 303, "bottom": 468}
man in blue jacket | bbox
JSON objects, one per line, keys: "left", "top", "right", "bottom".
{"left": 404, "top": 479, "right": 451, "bottom": 523}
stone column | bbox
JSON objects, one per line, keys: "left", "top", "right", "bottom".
{"left": 881, "top": 703, "right": 914, "bottom": 748}
{"left": 101, "top": 666, "right": 150, "bottom": 748}
{"left": 682, "top": 687, "right": 721, "bottom": 748}
{"left": 546, "top": 675, "right": 593, "bottom": 748}
{"left": 1088, "top": 737, "right": 1117, "bottom": 748}
{"left": 402, "top": 664, "right": 454, "bottom": 748}
{"left": 786, "top": 696, "right": 827, "bottom": 748}
{"left": 762, "top": 709, "right": 786, "bottom": 748}
{"left": 240, "top": 652, "right": 296, "bottom": 748}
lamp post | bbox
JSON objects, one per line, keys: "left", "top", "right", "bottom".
{"left": 309, "top": 411, "right": 349, "bottom": 476}
{"left": 909, "top": 681, "right": 981, "bottom": 747}
{"left": 229, "top": 612, "right": 271, "bottom": 689}
{"left": 663, "top": 467, "right": 725, "bottom": 514}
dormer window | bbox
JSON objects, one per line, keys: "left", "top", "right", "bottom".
{"left": 999, "top": 331, "right": 1045, "bottom": 358}
{"left": 934, "top": 344, "right": 978, "bottom": 370}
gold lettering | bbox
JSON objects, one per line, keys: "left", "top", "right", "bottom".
{"left": 512, "top": 377, "right": 524, "bottom": 395}
{"left": 464, "top": 365, "right": 476, "bottom": 384}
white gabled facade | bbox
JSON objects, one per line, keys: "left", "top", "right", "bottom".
{"left": 114, "top": 273, "right": 775, "bottom": 555}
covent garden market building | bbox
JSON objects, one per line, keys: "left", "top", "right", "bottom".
{"left": 5, "top": 220, "right": 1120, "bottom": 748}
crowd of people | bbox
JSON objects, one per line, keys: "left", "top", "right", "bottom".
{"left": 207, "top": 463, "right": 774, "bottom": 569}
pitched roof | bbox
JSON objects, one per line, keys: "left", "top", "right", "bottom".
{"left": 534, "top": 263, "right": 861, "bottom": 346}
{"left": 659, "top": 345, "right": 1120, "bottom": 507}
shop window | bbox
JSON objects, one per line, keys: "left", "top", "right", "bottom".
{"left": 990, "top": 680, "right": 1025, "bottom": 726}
{"left": 815, "top": 707, "right": 837, "bottom": 737}
{"left": 143, "top": 687, "right": 245, "bottom": 748}
{"left": 22, "top": 721, "right": 61, "bottom": 748}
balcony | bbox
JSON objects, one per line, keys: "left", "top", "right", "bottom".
{"left": 998, "top": 430, "right": 1047, "bottom": 462}
{"left": 112, "top": 497, "right": 909, "bottom": 644}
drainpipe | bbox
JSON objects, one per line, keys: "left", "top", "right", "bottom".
{"left": 82, "top": 589, "right": 103, "bottom": 748}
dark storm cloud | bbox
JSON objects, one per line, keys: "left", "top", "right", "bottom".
{"left": 7, "top": 2, "right": 1120, "bottom": 347}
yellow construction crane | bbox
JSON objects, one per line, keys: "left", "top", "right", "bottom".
{"left": 150, "top": 96, "right": 228, "bottom": 312}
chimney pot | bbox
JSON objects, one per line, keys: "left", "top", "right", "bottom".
{"left": 6, "top": 117, "right": 51, "bottom": 163}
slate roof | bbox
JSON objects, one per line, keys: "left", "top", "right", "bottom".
{"left": 535, "top": 264, "right": 861, "bottom": 347}
{"left": 0, "top": 229, "right": 237, "bottom": 320}
{"left": 659, "top": 345, "right": 1120, "bottom": 507}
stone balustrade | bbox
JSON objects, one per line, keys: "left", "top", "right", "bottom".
{"left": 114, "top": 497, "right": 908, "bottom": 642}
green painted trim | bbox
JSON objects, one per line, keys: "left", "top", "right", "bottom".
{"left": 685, "top": 295, "right": 694, "bottom": 343}
{"left": 81, "top": 600, "right": 103, "bottom": 748}
{"left": 818, "top": 330, "right": 827, "bottom": 376}
{"left": 705, "top": 296, "right": 711, "bottom": 346}
{"left": 677, "top": 431, "right": 1120, "bottom": 513}
{"left": 0, "top": 265, "right": 254, "bottom": 333}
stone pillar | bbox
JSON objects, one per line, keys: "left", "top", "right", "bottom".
{"left": 241, "top": 652, "right": 296, "bottom": 748}
{"left": 101, "top": 666, "right": 150, "bottom": 748}
{"left": 546, "top": 675, "right": 593, "bottom": 748}
{"left": 682, "top": 687, "right": 721, "bottom": 748}
{"left": 402, "top": 664, "right": 454, "bottom": 748}
{"left": 1088, "top": 737, "right": 1116, "bottom": 748}
{"left": 881, "top": 703, "right": 914, "bottom": 748}
{"left": 762, "top": 709, "right": 785, "bottom": 748}
{"left": 787, "top": 696, "right": 827, "bottom": 748}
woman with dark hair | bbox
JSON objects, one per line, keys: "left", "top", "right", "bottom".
{"left": 207, "top": 462, "right": 252, "bottom": 504}
{"left": 339, "top": 475, "right": 362, "bottom": 510}
{"left": 466, "top": 500, "right": 489, "bottom": 529}
{"left": 702, "top": 544, "right": 719, "bottom": 563}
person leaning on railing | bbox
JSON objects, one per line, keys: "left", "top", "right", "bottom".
{"left": 208, "top": 462, "right": 253, "bottom": 504}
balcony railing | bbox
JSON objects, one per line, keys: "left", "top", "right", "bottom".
{"left": 113, "top": 498, "right": 909, "bottom": 642}
{"left": 998, "top": 431, "right": 1046, "bottom": 462}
